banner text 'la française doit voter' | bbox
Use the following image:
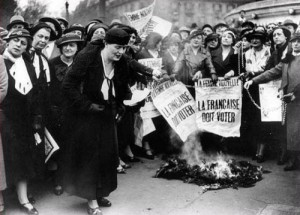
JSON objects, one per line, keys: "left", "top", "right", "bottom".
{"left": 195, "top": 77, "right": 242, "bottom": 137}
{"left": 152, "top": 81, "right": 198, "bottom": 142}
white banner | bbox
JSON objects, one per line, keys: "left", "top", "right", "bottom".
{"left": 148, "top": 16, "right": 172, "bottom": 38}
{"left": 195, "top": 77, "right": 242, "bottom": 137}
{"left": 152, "top": 81, "right": 198, "bottom": 142}
{"left": 259, "top": 80, "right": 282, "bottom": 122}
{"left": 138, "top": 58, "right": 162, "bottom": 119}
{"left": 124, "top": 0, "right": 156, "bottom": 35}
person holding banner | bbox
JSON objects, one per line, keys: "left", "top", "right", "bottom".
{"left": 61, "top": 28, "right": 132, "bottom": 214}
{"left": 240, "top": 30, "right": 271, "bottom": 163}
{"left": 1, "top": 29, "right": 41, "bottom": 215}
{"left": 244, "top": 33, "right": 300, "bottom": 171}
{"left": 173, "top": 29, "right": 217, "bottom": 98}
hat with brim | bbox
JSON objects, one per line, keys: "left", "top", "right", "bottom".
{"left": 269, "top": 26, "right": 291, "bottom": 43}
{"left": 56, "top": 33, "right": 84, "bottom": 47}
{"left": 213, "top": 23, "right": 228, "bottom": 32}
{"left": 86, "top": 23, "right": 109, "bottom": 41}
{"left": 4, "top": 29, "right": 32, "bottom": 41}
{"left": 246, "top": 30, "right": 267, "bottom": 43}
{"left": 241, "top": 21, "right": 255, "bottom": 29}
{"left": 64, "top": 23, "right": 85, "bottom": 35}
{"left": 7, "top": 15, "right": 29, "bottom": 31}
{"left": 30, "top": 22, "right": 57, "bottom": 41}
{"left": 189, "top": 30, "right": 203, "bottom": 40}
{"left": 57, "top": 17, "right": 69, "bottom": 28}
{"left": 39, "top": 17, "right": 62, "bottom": 39}
{"left": 240, "top": 27, "right": 252, "bottom": 38}
{"left": 104, "top": 28, "right": 130, "bottom": 46}
{"left": 290, "top": 32, "right": 300, "bottom": 42}
{"left": 202, "top": 24, "right": 213, "bottom": 31}
{"left": 0, "top": 27, "right": 9, "bottom": 39}
{"left": 283, "top": 19, "right": 298, "bottom": 30}
{"left": 179, "top": 26, "right": 191, "bottom": 33}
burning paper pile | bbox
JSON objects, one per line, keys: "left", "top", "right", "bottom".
{"left": 155, "top": 157, "right": 264, "bottom": 191}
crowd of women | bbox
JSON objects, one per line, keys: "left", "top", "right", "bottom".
{"left": 0, "top": 13, "right": 299, "bottom": 215}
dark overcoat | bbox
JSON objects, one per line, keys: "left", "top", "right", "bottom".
{"left": 253, "top": 55, "right": 300, "bottom": 151}
{"left": 61, "top": 45, "right": 131, "bottom": 199}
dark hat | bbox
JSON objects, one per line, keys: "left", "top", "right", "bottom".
{"left": 4, "top": 28, "right": 32, "bottom": 41}
{"left": 85, "top": 19, "right": 103, "bottom": 35}
{"left": 241, "top": 21, "right": 255, "bottom": 29}
{"left": 189, "top": 29, "right": 203, "bottom": 40}
{"left": 290, "top": 32, "right": 300, "bottom": 42}
{"left": 39, "top": 17, "right": 62, "bottom": 39}
{"left": 0, "top": 27, "right": 8, "bottom": 39}
{"left": 56, "top": 33, "right": 84, "bottom": 47}
{"left": 30, "top": 22, "right": 57, "bottom": 41}
{"left": 213, "top": 23, "right": 229, "bottom": 32}
{"left": 270, "top": 26, "right": 291, "bottom": 43}
{"left": 119, "top": 25, "right": 138, "bottom": 36}
{"left": 204, "top": 33, "right": 219, "bottom": 45}
{"left": 56, "top": 17, "right": 69, "bottom": 28}
{"left": 7, "top": 15, "right": 29, "bottom": 31}
{"left": 202, "top": 24, "right": 213, "bottom": 31}
{"left": 283, "top": 19, "right": 298, "bottom": 30}
{"left": 86, "top": 23, "right": 109, "bottom": 41}
{"left": 104, "top": 28, "right": 130, "bottom": 45}
{"left": 240, "top": 27, "right": 252, "bottom": 38}
{"left": 64, "top": 23, "right": 85, "bottom": 35}
{"left": 246, "top": 30, "right": 267, "bottom": 43}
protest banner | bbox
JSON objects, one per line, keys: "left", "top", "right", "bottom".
{"left": 259, "top": 80, "right": 282, "bottom": 122}
{"left": 144, "top": 16, "right": 173, "bottom": 38}
{"left": 45, "top": 127, "right": 59, "bottom": 163}
{"left": 195, "top": 77, "right": 242, "bottom": 137}
{"left": 138, "top": 58, "right": 162, "bottom": 119}
{"left": 152, "top": 81, "right": 198, "bottom": 142}
{"left": 124, "top": 0, "right": 156, "bottom": 36}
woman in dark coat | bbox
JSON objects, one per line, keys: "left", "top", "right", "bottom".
{"left": 245, "top": 33, "right": 300, "bottom": 171}
{"left": 1, "top": 29, "right": 40, "bottom": 214}
{"left": 61, "top": 28, "right": 131, "bottom": 215}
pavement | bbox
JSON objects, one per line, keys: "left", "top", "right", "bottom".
{"left": 3, "top": 154, "right": 300, "bottom": 215}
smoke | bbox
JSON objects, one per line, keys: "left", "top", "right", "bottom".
{"left": 170, "top": 129, "right": 231, "bottom": 169}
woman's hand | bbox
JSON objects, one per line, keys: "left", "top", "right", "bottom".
{"left": 211, "top": 73, "right": 218, "bottom": 84}
{"left": 89, "top": 103, "right": 105, "bottom": 112}
{"left": 192, "top": 71, "right": 202, "bottom": 81}
{"left": 281, "top": 93, "right": 295, "bottom": 103}
{"left": 244, "top": 80, "right": 253, "bottom": 89}
{"left": 224, "top": 70, "right": 234, "bottom": 80}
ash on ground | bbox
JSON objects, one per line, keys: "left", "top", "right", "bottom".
{"left": 155, "top": 157, "right": 269, "bottom": 192}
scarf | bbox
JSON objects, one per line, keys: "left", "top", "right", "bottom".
{"left": 3, "top": 49, "right": 33, "bottom": 95}
{"left": 32, "top": 50, "right": 51, "bottom": 82}
{"left": 101, "top": 52, "right": 115, "bottom": 101}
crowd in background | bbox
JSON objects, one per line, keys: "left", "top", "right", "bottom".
{"left": 0, "top": 10, "right": 300, "bottom": 215}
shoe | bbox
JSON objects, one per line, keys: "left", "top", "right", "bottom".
{"left": 20, "top": 203, "right": 39, "bottom": 215}
{"left": 117, "top": 165, "right": 126, "bottom": 174}
{"left": 87, "top": 206, "right": 102, "bottom": 215}
{"left": 143, "top": 149, "right": 154, "bottom": 160}
{"left": 97, "top": 197, "right": 112, "bottom": 207}
{"left": 0, "top": 204, "right": 4, "bottom": 214}
{"left": 256, "top": 155, "right": 265, "bottom": 163}
{"left": 53, "top": 185, "right": 64, "bottom": 196}
{"left": 28, "top": 196, "right": 35, "bottom": 204}
{"left": 284, "top": 160, "right": 297, "bottom": 171}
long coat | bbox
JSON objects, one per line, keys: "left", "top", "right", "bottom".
{"left": 1, "top": 54, "right": 44, "bottom": 186}
{"left": 252, "top": 55, "right": 300, "bottom": 151}
{"left": 0, "top": 55, "right": 8, "bottom": 191}
{"left": 61, "top": 45, "right": 131, "bottom": 199}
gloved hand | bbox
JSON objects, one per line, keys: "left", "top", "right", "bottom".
{"left": 192, "top": 71, "right": 202, "bottom": 81}
{"left": 281, "top": 93, "right": 295, "bottom": 103}
{"left": 89, "top": 103, "right": 105, "bottom": 112}
{"left": 224, "top": 70, "right": 234, "bottom": 80}
{"left": 33, "top": 115, "right": 43, "bottom": 131}
{"left": 211, "top": 73, "right": 218, "bottom": 84}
